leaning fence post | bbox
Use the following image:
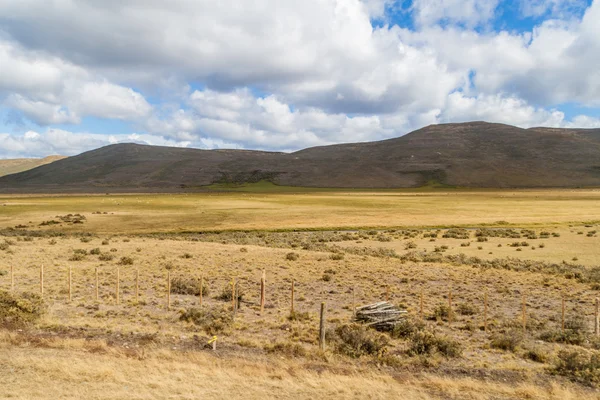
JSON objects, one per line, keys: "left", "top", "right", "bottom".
{"left": 352, "top": 286, "right": 356, "bottom": 318}
{"left": 135, "top": 269, "right": 139, "bottom": 302}
{"left": 116, "top": 268, "right": 120, "bottom": 305}
{"left": 260, "top": 270, "right": 266, "bottom": 314}
{"left": 561, "top": 296, "right": 565, "bottom": 333}
{"left": 68, "top": 266, "right": 72, "bottom": 302}
{"left": 291, "top": 278, "right": 295, "bottom": 315}
{"left": 167, "top": 271, "right": 171, "bottom": 310}
{"left": 522, "top": 294, "right": 526, "bottom": 332}
{"left": 448, "top": 289, "right": 453, "bottom": 323}
{"left": 199, "top": 275, "right": 204, "bottom": 307}
{"left": 95, "top": 267, "right": 99, "bottom": 301}
{"left": 484, "top": 292, "right": 488, "bottom": 333}
{"left": 595, "top": 298, "right": 599, "bottom": 337}
{"left": 231, "top": 277, "right": 236, "bottom": 313}
{"left": 40, "top": 265, "right": 44, "bottom": 298}
{"left": 420, "top": 289, "right": 424, "bottom": 320}
{"left": 319, "top": 302, "right": 326, "bottom": 351}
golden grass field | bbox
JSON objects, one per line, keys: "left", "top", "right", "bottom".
{"left": 1, "top": 189, "right": 600, "bottom": 399}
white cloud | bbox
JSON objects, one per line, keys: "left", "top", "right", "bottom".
{"left": 0, "top": 40, "right": 152, "bottom": 125}
{"left": 0, "top": 0, "right": 599, "bottom": 157}
{"left": 411, "top": 0, "right": 500, "bottom": 27}
{"left": 0, "top": 129, "right": 191, "bottom": 159}
{"left": 520, "top": 0, "right": 588, "bottom": 18}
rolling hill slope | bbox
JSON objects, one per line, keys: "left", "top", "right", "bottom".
{"left": 1, "top": 122, "right": 599, "bottom": 192}
{"left": 0, "top": 156, "right": 67, "bottom": 177}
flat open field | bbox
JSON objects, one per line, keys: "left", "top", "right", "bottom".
{"left": 1, "top": 189, "right": 600, "bottom": 233}
{"left": 1, "top": 189, "right": 600, "bottom": 399}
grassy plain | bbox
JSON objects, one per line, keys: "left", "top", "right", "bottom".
{"left": 1, "top": 188, "right": 600, "bottom": 399}
{"left": 1, "top": 189, "right": 600, "bottom": 233}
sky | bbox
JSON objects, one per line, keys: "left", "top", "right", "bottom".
{"left": 0, "top": 0, "right": 599, "bottom": 158}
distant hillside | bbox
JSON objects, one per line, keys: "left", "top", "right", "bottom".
{"left": 1, "top": 122, "right": 600, "bottom": 192}
{"left": 0, "top": 155, "right": 67, "bottom": 177}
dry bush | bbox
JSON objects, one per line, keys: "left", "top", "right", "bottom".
{"left": 179, "top": 306, "right": 232, "bottom": 335}
{"left": 490, "top": 330, "right": 523, "bottom": 352}
{"left": 408, "top": 330, "right": 461, "bottom": 358}
{"left": 170, "top": 277, "right": 209, "bottom": 296}
{"left": 265, "top": 341, "right": 307, "bottom": 357}
{"left": 554, "top": 348, "right": 600, "bottom": 386}
{"left": 331, "top": 323, "right": 389, "bottom": 358}
{"left": 285, "top": 252, "right": 299, "bottom": 261}
{"left": 118, "top": 256, "right": 134, "bottom": 265}
{"left": 0, "top": 290, "right": 45, "bottom": 329}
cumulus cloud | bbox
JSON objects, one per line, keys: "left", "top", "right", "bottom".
{"left": 411, "top": 0, "right": 500, "bottom": 27}
{"left": 0, "top": 0, "right": 599, "bottom": 157}
{"left": 0, "top": 129, "right": 191, "bottom": 159}
{"left": 0, "top": 40, "right": 152, "bottom": 125}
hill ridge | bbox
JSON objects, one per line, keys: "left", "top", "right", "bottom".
{"left": 1, "top": 122, "right": 600, "bottom": 192}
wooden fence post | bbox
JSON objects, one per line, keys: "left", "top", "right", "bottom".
{"left": 199, "top": 275, "right": 204, "bottom": 307}
{"left": 231, "top": 278, "right": 236, "bottom": 313}
{"left": 561, "top": 296, "right": 565, "bottom": 333}
{"left": 319, "top": 302, "right": 326, "bottom": 351}
{"left": 522, "top": 294, "right": 526, "bottom": 332}
{"left": 116, "top": 268, "right": 120, "bottom": 305}
{"left": 291, "top": 278, "right": 295, "bottom": 315}
{"left": 167, "top": 271, "right": 171, "bottom": 310}
{"left": 95, "top": 267, "right": 99, "bottom": 301}
{"left": 448, "top": 289, "right": 453, "bottom": 323}
{"left": 420, "top": 289, "right": 424, "bottom": 320}
{"left": 484, "top": 292, "right": 488, "bottom": 333}
{"left": 10, "top": 265, "right": 14, "bottom": 292}
{"left": 68, "top": 266, "right": 72, "bottom": 302}
{"left": 595, "top": 298, "right": 599, "bottom": 337}
{"left": 260, "top": 270, "right": 265, "bottom": 314}
{"left": 40, "top": 265, "right": 44, "bottom": 298}
{"left": 135, "top": 269, "right": 139, "bottom": 302}
{"left": 352, "top": 286, "right": 356, "bottom": 318}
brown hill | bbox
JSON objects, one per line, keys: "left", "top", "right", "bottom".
{"left": 0, "top": 155, "right": 67, "bottom": 177}
{"left": 1, "top": 122, "right": 599, "bottom": 192}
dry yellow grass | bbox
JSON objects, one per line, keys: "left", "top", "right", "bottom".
{"left": 1, "top": 190, "right": 600, "bottom": 398}
{"left": 0, "top": 333, "right": 594, "bottom": 400}
{"left": 1, "top": 189, "right": 600, "bottom": 233}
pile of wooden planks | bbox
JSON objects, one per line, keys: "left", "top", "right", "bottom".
{"left": 355, "top": 301, "right": 407, "bottom": 331}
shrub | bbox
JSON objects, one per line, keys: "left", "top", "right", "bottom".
{"left": 490, "top": 330, "right": 523, "bottom": 352}
{"left": 118, "top": 256, "right": 134, "bottom": 265}
{"left": 322, "top": 273, "right": 332, "bottom": 282}
{"left": 405, "top": 241, "right": 417, "bottom": 250}
{"left": 170, "top": 277, "right": 209, "bottom": 296}
{"left": 285, "top": 252, "right": 299, "bottom": 261}
{"left": 179, "top": 306, "right": 232, "bottom": 335}
{"left": 457, "top": 303, "right": 478, "bottom": 316}
{"left": 523, "top": 346, "right": 549, "bottom": 363}
{"left": 0, "top": 290, "right": 45, "bottom": 329}
{"left": 330, "top": 252, "right": 345, "bottom": 260}
{"left": 287, "top": 311, "right": 311, "bottom": 321}
{"left": 554, "top": 349, "right": 600, "bottom": 385}
{"left": 539, "top": 316, "right": 588, "bottom": 346}
{"left": 215, "top": 283, "right": 244, "bottom": 305}
{"left": 180, "top": 253, "right": 193, "bottom": 259}
{"left": 429, "top": 304, "right": 450, "bottom": 321}
{"left": 89, "top": 248, "right": 101, "bottom": 255}
{"left": 69, "top": 253, "right": 86, "bottom": 261}
{"left": 390, "top": 318, "right": 425, "bottom": 339}
{"left": 265, "top": 341, "right": 307, "bottom": 357}
{"left": 98, "top": 253, "right": 114, "bottom": 261}
{"left": 408, "top": 330, "right": 461, "bottom": 357}
{"left": 333, "top": 323, "right": 389, "bottom": 358}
